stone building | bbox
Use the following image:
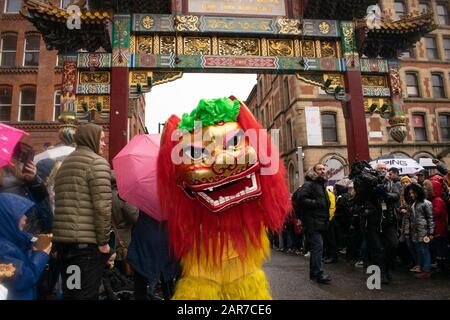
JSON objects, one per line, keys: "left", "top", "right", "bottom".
{"left": 0, "top": 0, "right": 146, "bottom": 159}
{"left": 246, "top": 0, "right": 450, "bottom": 192}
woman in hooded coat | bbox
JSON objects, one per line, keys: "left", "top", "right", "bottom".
{"left": 0, "top": 193, "right": 51, "bottom": 299}
{"left": 404, "top": 183, "right": 435, "bottom": 279}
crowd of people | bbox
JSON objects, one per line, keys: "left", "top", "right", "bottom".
{"left": 274, "top": 160, "right": 450, "bottom": 284}
{"left": 0, "top": 123, "right": 179, "bottom": 300}
{"left": 0, "top": 122, "right": 449, "bottom": 299}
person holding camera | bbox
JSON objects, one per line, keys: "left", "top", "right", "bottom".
{"left": 350, "top": 161, "right": 389, "bottom": 283}
{"left": 377, "top": 165, "right": 401, "bottom": 282}
{"left": 0, "top": 193, "right": 52, "bottom": 300}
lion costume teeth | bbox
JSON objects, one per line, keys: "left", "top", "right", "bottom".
{"left": 157, "top": 97, "right": 291, "bottom": 300}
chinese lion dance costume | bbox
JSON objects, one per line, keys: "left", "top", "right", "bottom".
{"left": 157, "top": 96, "right": 290, "bottom": 300}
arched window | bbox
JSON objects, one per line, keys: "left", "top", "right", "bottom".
{"left": 0, "top": 34, "right": 17, "bottom": 67}
{"left": 431, "top": 73, "right": 446, "bottom": 98}
{"left": 23, "top": 35, "right": 40, "bottom": 66}
{"left": 54, "top": 90, "right": 61, "bottom": 121}
{"left": 19, "top": 87, "right": 36, "bottom": 121}
{"left": 406, "top": 72, "right": 420, "bottom": 97}
{"left": 0, "top": 86, "right": 12, "bottom": 121}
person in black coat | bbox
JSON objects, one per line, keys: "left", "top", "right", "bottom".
{"left": 295, "top": 164, "right": 331, "bottom": 284}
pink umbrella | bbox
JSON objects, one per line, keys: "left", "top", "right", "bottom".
{"left": 0, "top": 123, "right": 29, "bottom": 168}
{"left": 112, "top": 134, "right": 166, "bottom": 221}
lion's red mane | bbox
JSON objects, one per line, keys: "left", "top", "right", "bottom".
{"left": 157, "top": 100, "right": 291, "bottom": 261}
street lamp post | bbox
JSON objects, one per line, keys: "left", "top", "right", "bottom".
{"left": 297, "top": 146, "right": 305, "bottom": 187}
{"left": 158, "top": 122, "right": 165, "bottom": 134}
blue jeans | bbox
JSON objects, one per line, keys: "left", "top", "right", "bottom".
{"left": 405, "top": 238, "right": 418, "bottom": 266}
{"left": 308, "top": 231, "right": 324, "bottom": 278}
{"left": 414, "top": 242, "right": 431, "bottom": 273}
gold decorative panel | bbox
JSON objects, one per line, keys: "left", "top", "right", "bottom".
{"left": 362, "top": 75, "right": 388, "bottom": 87}
{"left": 129, "top": 71, "right": 152, "bottom": 86}
{"left": 79, "top": 71, "right": 110, "bottom": 84}
{"left": 301, "top": 40, "right": 316, "bottom": 57}
{"left": 268, "top": 39, "right": 294, "bottom": 56}
{"left": 136, "top": 36, "right": 153, "bottom": 54}
{"left": 218, "top": 38, "right": 260, "bottom": 56}
{"left": 320, "top": 41, "right": 338, "bottom": 58}
{"left": 183, "top": 37, "right": 212, "bottom": 55}
{"left": 160, "top": 36, "right": 176, "bottom": 54}
{"left": 364, "top": 98, "right": 392, "bottom": 113}
{"left": 319, "top": 21, "right": 331, "bottom": 35}
{"left": 323, "top": 74, "right": 344, "bottom": 88}
{"left": 76, "top": 95, "right": 111, "bottom": 112}
{"left": 130, "top": 35, "right": 135, "bottom": 54}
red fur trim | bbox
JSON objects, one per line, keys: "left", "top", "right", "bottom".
{"left": 157, "top": 103, "right": 291, "bottom": 262}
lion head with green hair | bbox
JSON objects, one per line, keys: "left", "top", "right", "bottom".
{"left": 178, "top": 97, "right": 241, "bottom": 132}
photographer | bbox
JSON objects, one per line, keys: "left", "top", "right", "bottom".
{"left": 376, "top": 165, "right": 401, "bottom": 282}
{"left": 349, "top": 161, "right": 389, "bottom": 284}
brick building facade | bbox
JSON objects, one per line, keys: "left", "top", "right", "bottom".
{"left": 246, "top": 0, "right": 450, "bottom": 192}
{"left": 0, "top": 0, "right": 145, "bottom": 159}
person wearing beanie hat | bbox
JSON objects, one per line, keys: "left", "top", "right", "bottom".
{"left": 401, "top": 176, "right": 412, "bottom": 187}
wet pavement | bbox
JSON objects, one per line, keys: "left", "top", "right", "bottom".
{"left": 264, "top": 250, "right": 450, "bottom": 300}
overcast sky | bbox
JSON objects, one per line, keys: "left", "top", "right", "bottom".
{"left": 145, "top": 73, "right": 257, "bottom": 134}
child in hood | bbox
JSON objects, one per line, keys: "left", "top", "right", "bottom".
{"left": 0, "top": 193, "right": 51, "bottom": 299}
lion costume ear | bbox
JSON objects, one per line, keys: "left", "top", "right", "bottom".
{"left": 157, "top": 114, "right": 181, "bottom": 218}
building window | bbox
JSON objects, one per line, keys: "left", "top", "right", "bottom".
{"left": 56, "top": 55, "right": 64, "bottom": 67}
{"left": 286, "top": 119, "right": 293, "bottom": 150}
{"left": 406, "top": 73, "right": 420, "bottom": 97}
{"left": 401, "top": 49, "right": 414, "bottom": 59}
{"left": 444, "top": 38, "right": 450, "bottom": 60}
{"left": 260, "top": 108, "right": 266, "bottom": 128}
{"left": 282, "top": 78, "right": 290, "bottom": 110}
{"left": 425, "top": 37, "right": 439, "bottom": 59}
{"left": 432, "top": 73, "right": 446, "bottom": 98}
{"left": 436, "top": 3, "right": 449, "bottom": 25}
{"left": 419, "top": 1, "right": 429, "bottom": 12}
{"left": 19, "top": 87, "right": 36, "bottom": 121}
{"left": 0, "top": 34, "right": 17, "bottom": 67}
{"left": 4, "top": 0, "right": 22, "bottom": 13}
{"left": 394, "top": 1, "right": 406, "bottom": 20}
{"left": 54, "top": 90, "right": 61, "bottom": 121}
{"left": 412, "top": 113, "right": 427, "bottom": 141}
{"left": 23, "top": 35, "right": 40, "bottom": 67}
{"left": 258, "top": 78, "right": 264, "bottom": 104}
{"left": 439, "top": 114, "right": 450, "bottom": 141}
{"left": 60, "top": 0, "right": 71, "bottom": 8}
{"left": 0, "top": 87, "right": 12, "bottom": 121}
{"left": 321, "top": 113, "right": 338, "bottom": 142}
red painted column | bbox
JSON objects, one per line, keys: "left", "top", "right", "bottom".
{"left": 109, "top": 68, "right": 129, "bottom": 160}
{"left": 344, "top": 71, "right": 370, "bottom": 164}
{"left": 340, "top": 21, "right": 370, "bottom": 165}
{"left": 109, "top": 14, "right": 131, "bottom": 161}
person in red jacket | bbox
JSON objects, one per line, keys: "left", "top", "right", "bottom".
{"left": 424, "top": 176, "right": 449, "bottom": 272}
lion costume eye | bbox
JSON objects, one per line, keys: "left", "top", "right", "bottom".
{"left": 225, "top": 129, "right": 244, "bottom": 150}
{"left": 183, "top": 145, "right": 209, "bottom": 161}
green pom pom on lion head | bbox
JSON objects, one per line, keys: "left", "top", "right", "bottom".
{"left": 178, "top": 97, "right": 241, "bottom": 132}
